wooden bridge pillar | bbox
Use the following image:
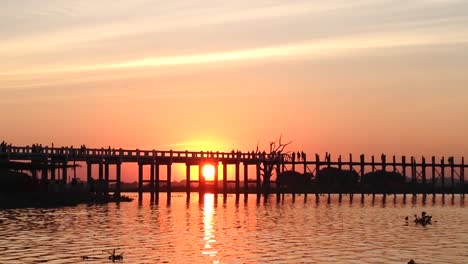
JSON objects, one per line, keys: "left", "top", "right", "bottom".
{"left": 41, "top": 166, "right": 48, "bottom": 181}
{"left": 303, "top": 152, "right": 308, "bottom": 173}
{"left": 402, "top": 156, "right": 407, "bottom": 201}
{"left": 155, "top": 163, "right": 160, "bottom": 202}
{"left": 441, "top": 157, "right": 445, "bottom": 195}
{"left": 338, "top": 155, "right": 342, "bottom": 201}
{"left": 392, "top": 156, "right": 396, "bottom": 172}
{"left": 104, "top": 162, "right": 109, "bottom": 194}
{"left": 316, "top": 154, "right": 321, "bottom": 198}
{"left": 31, "top": 167, "right": 38, "bottom": 181}
{"left": 116, "top": 162, "right": 121, "bottom": 197}
{"left": 167, "top": 163, "right": 172, "bottom": 203}
{"left": 223, "top": 162, "right": 228, "bottom": 201}
{"left": 51, "top": 161, "right": 56, "bottom": 181}
{"left": 411, "top": 157, "right": 416, "bottom": 199}
{"left": 185, "top": 164, "right": 191, "bottom": 201}
{"left": 381, "top": 154, "right": 386, "bottom": 172}
{"left": 86, "top": 161, "right": 92, "bottom": 185}
{"left": 360, "top": 154, "right": 365, "bottom": 203}
{"left": 235, "top": 162, "right": 240, "bottom": 202}
{"left": 462, "top": 157, "right": 465, "bottom": 195}
{"left": 303, "top": 155, "right": 308, "bottom": 203}
{"left": 199, "top": 164, "right": 205, "bottom": 202}
{"left": 371, "top": 156, "right": 375, "bottom": 173}
{"left": 99, "top": 162, "right": 104, "bottom": 181}
{"left": 422, "top": 157, "right": 426, "bottom": 201}
{"left": 348, "top": 153, "right": 353, "bottom": 203}
{"left": 150, "top": 162, "right": 155, "bottom": 201}
{"left": 214, "top": 162, "right": 219, "bottom": 196}
{"left": 292, "top": 154, "right": 296, "bottom": 171}
{"left": 256, "top": 162, "right": 261, "bottom": 202}
{"left": 138, "top": 163, "right": 143, "bottom": 200}
{"left": 62, "top": 161, "right": 68, "bottom": 184}
{"left": 450, "top": 157, "right": 455, "bottom": 194}
{"left": 431, "top": 156, "right": 436, "bottom": 201}
{"left": 243, "top": 163, "right": 249, "bottom": 201}
{"left": 276, "top": 161, "right": 281, "bottom": 203}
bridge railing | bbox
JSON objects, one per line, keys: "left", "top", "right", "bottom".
{"left": 1, "top": 145, "right": 288, "bottom": 162}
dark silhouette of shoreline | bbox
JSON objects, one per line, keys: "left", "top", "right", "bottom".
{"left": 0, "top": 166, "right": 132, "bottom": 209}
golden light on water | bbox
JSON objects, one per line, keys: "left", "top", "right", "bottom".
{"left": 202, "top": 194, "right": 218, "bottom": 261}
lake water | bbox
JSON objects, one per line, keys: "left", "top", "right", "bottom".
{"left": 0, "top": 193, "right": 467, "bottom": 264}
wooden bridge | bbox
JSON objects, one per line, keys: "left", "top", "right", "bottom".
{"left": 0, "top": 144, "right": 466, "bottom": 203}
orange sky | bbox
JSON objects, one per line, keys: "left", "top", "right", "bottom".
{"left": 1, "top": 0, "right": 467, "bottom": 181}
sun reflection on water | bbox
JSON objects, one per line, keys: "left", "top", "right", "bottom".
{"left": 201, "top": 193, "right": 218, "bottom": 262}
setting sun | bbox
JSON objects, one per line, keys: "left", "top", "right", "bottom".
{"left": 202, "top": 164, "right": 216, "bottom": 181}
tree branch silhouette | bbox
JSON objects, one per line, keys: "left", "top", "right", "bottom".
{"left": 255, "top": 134, "right": 292, "bottom": 197}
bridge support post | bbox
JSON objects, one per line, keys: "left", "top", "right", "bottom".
{"left": 371, "top": 156, "right": 375, "bottom": 173}
{"left": 431, "top": 156, "right": 436, "bottom": 202}
{"left": 155, "top": 163, "right": 160, "bottom": 202}
{"left": 86, "top": 162, "right": 92, "bottom": 191}
{"left": 150, "top": 162, "right": 155, "bottom": 202}
{"left": 235, "top": 161, "right": 240, "bottom": 203}
{"left": 348, "top": 153, "right": 353, "bottom": 202}
{"left": 462, "top": 157, "right": 465, "bottom": 196}
{"left": 243, "top": 163, "right": 249, "bottom": 201}
{"left": 99, "top": 162, "right": 103, "bottom": 181}
{"left": 61, "top": 161, "right": 67, "bottom": 184}
{"left": 303, "top": 153, "right": 308, "bottom": 203}
{"left": 256, "top": 163, "right": 261, "bottom": 202}
{"left": 441, "top": 157, "right": 445, "bottom": 198}
{"left": 316, "top": 154, "right": 321, "bottom": 201}
{"left": 381, "top": 154, "right": 386, "bottom": 172}
{"left": 360, "top": 154, "right": 365, "bottom": 203}
{"left": 98, "top": 162, "right": 104, "bottom": 195}
{"left": 104, "top": 162, "right": 109, "bottom": 194}
{"left": 402, "top": 156, "right": 407, "bottom": 202}
{"left": 223, "top": 162, "right": 228, "bottom": 202}
{"left": 31, "top": 165, "right": 38, "bottom": 181}
{"left": 41, "top": 165, "right": 48, "bottom": 182}
{"left": 199, "top": 164, "right": 204, "bottom": 203}
{"left": 167, "top": 163, "right": 172, "bottom": 203}
{"left": 450, "top": 157, "right": 455, "bottom": 196}
{"left": 380, "top": 154, "right": 388, "bottom": 203}
{"left": 186, "top": 164, "right": 191, "bottom": 202}
{"left": 276, "top": 160, "right": 281, "bottom": 203}
{"left": 382, "top": 154, "right": 386, "bottom": 201}
{"left": 411, "top": 157, "right": 416, "bottom": 200}
{"left": 422, "top": 157, "right": 426, "bottom": 202}
{"left": 338, "top": 155, "right": 342, "bottom": 202}
{"left": 138, "top": 163, "right": 143, "bottom": 201}
{"left": 214, "top": 162, "right": 219, "bottom": 197}
{"left": 51, "top": 161, "right": 56, "bottom": 181}
{"left": 116, "top": 162, "right": 121, "bottom": 197}
{"left": 292, "top": 154, "right": 296, "bottom": 172}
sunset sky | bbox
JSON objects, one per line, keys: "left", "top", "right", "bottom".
{"left": 1, "top": 0, "right": 468, "bottom": 180}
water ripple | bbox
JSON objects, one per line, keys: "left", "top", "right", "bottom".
{"left": 0, "top": 194, "right": 467, "bottom": 263}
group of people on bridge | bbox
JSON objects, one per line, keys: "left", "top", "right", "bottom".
{"left": 0, "top": 141, "right": 12, "bottom": 153}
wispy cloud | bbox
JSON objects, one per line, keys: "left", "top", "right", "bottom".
{"left": 2, "top": 29, "right": 467, "bottom": 78}
{"left": 0, "top": 0, "right": 375, "bottom": 57}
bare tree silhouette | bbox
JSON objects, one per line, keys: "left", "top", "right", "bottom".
{"left": 255, "top": 134, "right": 292, "bottom": 197}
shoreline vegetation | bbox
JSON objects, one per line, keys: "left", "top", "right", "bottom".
{"left": 0, "top": 168, "right": 132, "bottom": 209}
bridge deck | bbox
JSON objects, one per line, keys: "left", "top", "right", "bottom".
{"left": 0, "top": 144, "right": 466, "bottom": 204}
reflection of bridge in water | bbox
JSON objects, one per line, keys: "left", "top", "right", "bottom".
{"left": 0, "top": 145, "right": 466, "bottom": 203}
